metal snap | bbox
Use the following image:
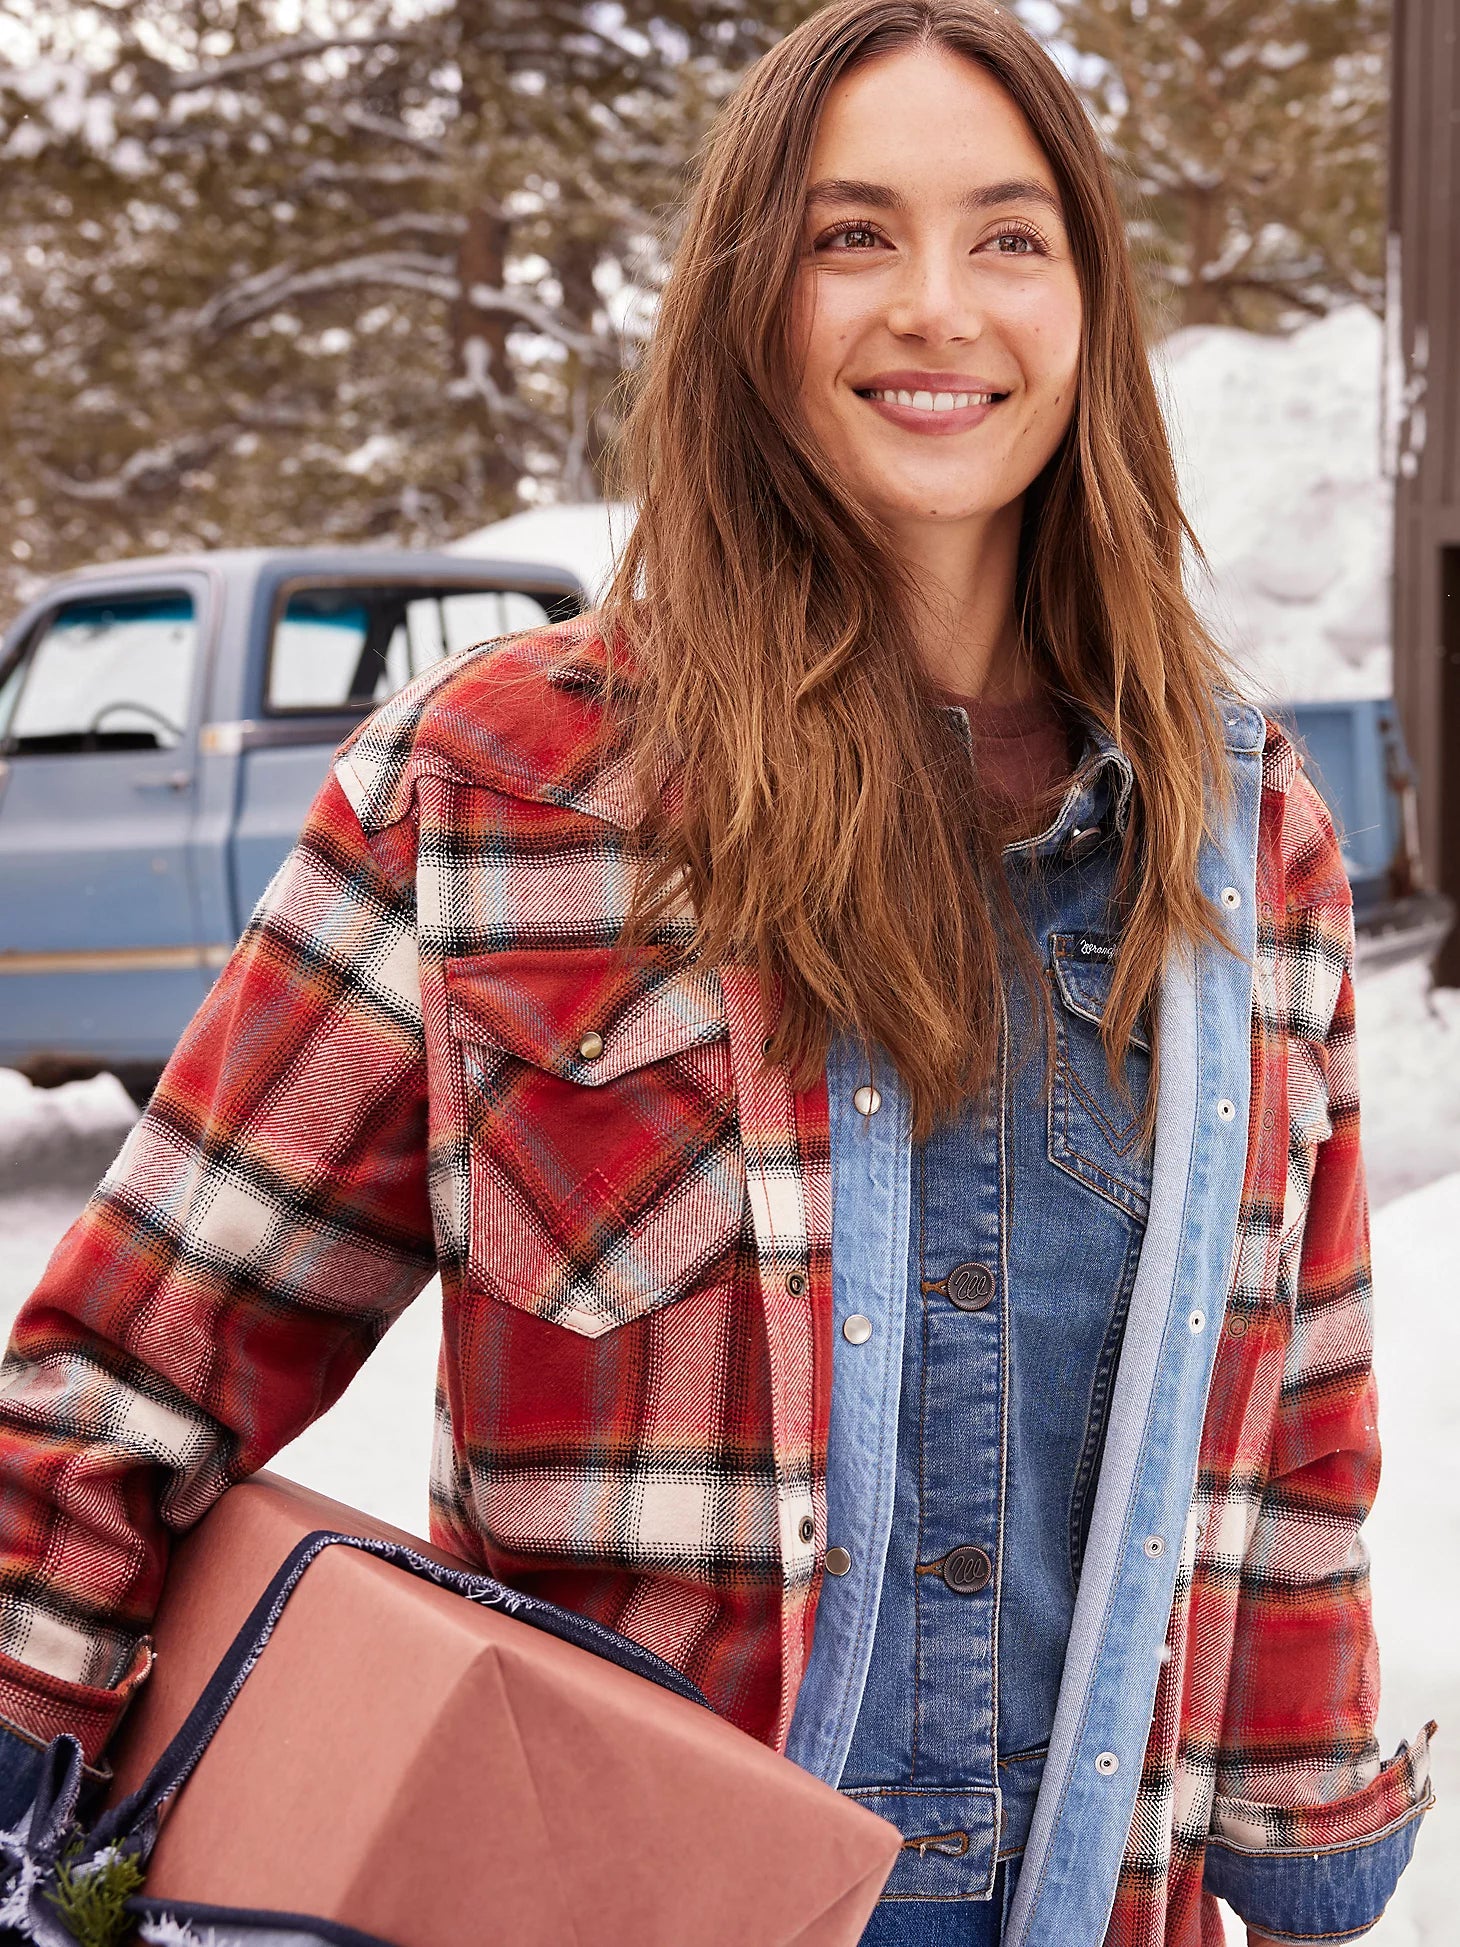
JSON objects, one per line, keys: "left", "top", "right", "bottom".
{"left": 577, "top": 1030, "right": 605, "bottom": 1061}
{"left": 1143, "top": 1535, "right": 1166, "bottom": 1559}
{"left": 798, "top": 1515, "right": 815, "bottom": 1544}
{"left": 842, "top": 1313, "right": 874, "bottom": 1345}
{"left": 1095, "top": 1751, "right": 1120, "bottom": 1776}
{"left": 1221, "top": 886, "right": 1241, "bottom": 909}
{"left": 1065, "top": 825, "right": 1104, "bottom": 861}
{"left": 1216, "top": 1098, "right": 1236, "bottom": 1121}
{"left": 786, "top": 1271, "right": 807, "bottom": 1297}
{"left": 853, "top": 1084, "right": 882, "bottom": 1116}
{"left": 824, "top": 1546, "right": 852, "bottom": 1576}
{"left": 940, "top": 1544, "right": 993, "bottom": 1594}
{"left": 946, "top": 1262, "right": 996, "bottom": 1312}
{"left": 1188, "top": 1308, "right": 1206, "bottom": 1334}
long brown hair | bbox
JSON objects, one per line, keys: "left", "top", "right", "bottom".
{"left": 598, "top": 0, "right": 1234, "bottom": 1140}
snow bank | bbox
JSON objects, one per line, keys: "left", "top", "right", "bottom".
{"left": 449, "top": 500, "right": 635, "bottom": 606}
{"left": 452, "top": 305, "right": 1392, "bottom": 709}
{"left": 1155, "top": 304, "right": 1392, "bottom": 704}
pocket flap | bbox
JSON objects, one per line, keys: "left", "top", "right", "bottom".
{"left": 1049, "top": 932, "right": 1150, "bottom": 1051}
{"left": 445, "top": 946, "right": 726, "bottom": 1085}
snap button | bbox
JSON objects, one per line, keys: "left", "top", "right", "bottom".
{"left": 798, "top": 1515, "right": 815, "bottom": 1544}
{"left": 1188, "top": 1308, "right": 1206, "bottom": 1333}
{"left": 947, "top": 1261, "right": 996, "bottom": 1311}
{"left": 824, "top": 1546, "right": 852, "bottom": 1576}
{"left": 577, "top": 1030, "right": 605, "bottom": 1061}
{"left": 1221, "top": 886, "right": 1241, "bottom": 909}
{"left": 843, "top": 1313, "right": 873, "bottom": 1345}
{"left": 786, "top": 1271, "right": 807, "bottom": 1297}
{"left": 853, "top": 1084, "right": 882, "bottom": 1116}
{"left": 1095, "top": 1751, "right": 1119, "bottom": 1776}
{"left": 1065, "top": 825, "right": 1103, "bottom": 861}
{"left": 1216, "top": 1098, "right": 1236, "bottom": 1121}
{"left": 1143, "top": 1534, "right": 1166, "bottom": 1558}
{"left": 940, "top": 1544, "right": 993, "bottom": 1594}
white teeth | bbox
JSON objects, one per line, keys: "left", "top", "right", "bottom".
{"left": 869, "top": 388, "right": 995, "bottom": 411}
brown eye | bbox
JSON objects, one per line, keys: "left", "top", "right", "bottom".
{"left": 991, "top": 227, "right": 1043, "bottom": 256}
{"left": 818, "top": 220, "right": 885, "bottom": 251}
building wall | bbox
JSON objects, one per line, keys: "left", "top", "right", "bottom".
{"left": 1390, "top": 0, "right": 1460, "bottom": 978}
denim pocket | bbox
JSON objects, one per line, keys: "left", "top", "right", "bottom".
{"left": 1046, "top": 932, "right": 1152, "bottom": 1220}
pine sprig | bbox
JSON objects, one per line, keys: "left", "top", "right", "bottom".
{"left": 46, "top": 1838, "right": 147, "bottom": 1947}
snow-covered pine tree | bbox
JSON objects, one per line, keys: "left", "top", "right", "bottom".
{"left": 1029, "top": 0, "right": 1388, "bottom": 332}
{"left": 0, "top": 0, "right": 814, "bottom": 608}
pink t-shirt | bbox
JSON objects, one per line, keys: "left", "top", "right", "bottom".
{"left": 941, "top": 685, "right": 1077, "bottom": 820}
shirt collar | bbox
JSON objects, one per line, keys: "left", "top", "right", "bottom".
{"left": 942, "top": 698, "right": 1135, "bottom": 864}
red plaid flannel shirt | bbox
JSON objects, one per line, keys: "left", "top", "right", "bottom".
{"left": 0, "top": 625, "right": 1431, "bottom": 1943}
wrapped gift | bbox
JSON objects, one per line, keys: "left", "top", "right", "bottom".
{"left": 98, "top": 1472, "right": 899, "bottom": 1945}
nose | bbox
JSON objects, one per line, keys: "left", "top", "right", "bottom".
{"left": 883, "top": 243, "right": 981, "bottom": 348}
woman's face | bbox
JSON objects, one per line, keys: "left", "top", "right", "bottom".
{"left": 792, "top": 45, "right": 1083, "bottom": 539}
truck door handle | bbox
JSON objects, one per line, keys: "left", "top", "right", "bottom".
{"left": 132, "top": 771, "right": 193, "bottom": 793}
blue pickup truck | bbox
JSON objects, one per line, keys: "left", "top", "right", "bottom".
{"left": 0, "top": 548, "right": 581, "bottom": 1103}
{"left": 0, "top": 545, "right": 1448, "bottom": 1104}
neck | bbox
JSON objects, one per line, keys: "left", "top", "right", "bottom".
{"left": 891, "top": 498, "right": 1031, "bottom": 706}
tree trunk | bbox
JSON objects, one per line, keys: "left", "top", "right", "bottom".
{"left": 452, "top": 204, "right": 519, "bottom": 504}
{"left": 1180, "top": 184, "right": 1226, "bottom": 327}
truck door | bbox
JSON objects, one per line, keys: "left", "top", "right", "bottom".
{"left": 0, "top": 577, "right": 213, "bottom": 1073}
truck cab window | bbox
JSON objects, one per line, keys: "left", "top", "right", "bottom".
{"left": 3, "top": 592, "right": 197, "bottom": 756}
{"left": 267, "top": 586, "right": 555, "bottom": 713}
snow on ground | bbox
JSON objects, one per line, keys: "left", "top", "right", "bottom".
{"left": 453, "top": 305, "right": 1394, "bottom": 712}
{"left": 0, "top": 952, "right": 1455, "bottom": 1939}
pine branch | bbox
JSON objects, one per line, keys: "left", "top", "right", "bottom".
{"left": 340, "top": 104, "right": 445, "bottom": 156}
{"left": 162, "top": 33, "right": 419, "bottom": 97}
{"left": 186, "top": 252, "right": 606, "bottom": 359}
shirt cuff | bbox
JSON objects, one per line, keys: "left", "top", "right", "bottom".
{"left": 0, "top": 1635, "right": 154, "bottom": 1766}
{"left": 1203, "top": 1721, "right": 1436, "bottom": 1943}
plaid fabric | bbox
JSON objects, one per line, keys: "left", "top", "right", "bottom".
{"left": 1108, "top": 733, "right": 1434, "bottom": 1946}
{"left": 0, "top": 623, "right": 1429, "bottom": 1943}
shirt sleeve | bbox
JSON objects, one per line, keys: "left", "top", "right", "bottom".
{"left": 1203, "top": 897, "right": 1435, "bottom": 1943}
{"left": 0, "top": 769, "right": 435, "bottom": 1763}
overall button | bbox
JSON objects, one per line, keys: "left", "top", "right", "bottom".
{"left": 947, "top": 1261, "right": 996, "bottom": 1311}
{"left": 941, "top": 1544, "right": 993, "bottom": 1594}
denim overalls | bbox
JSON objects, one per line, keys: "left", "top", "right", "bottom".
{"left": 790, "top": 736, "right": 1151, "bottom": 1945}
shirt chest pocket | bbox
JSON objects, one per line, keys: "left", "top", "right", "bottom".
{"left": 1046, "top": 932, "right": 1153, "bottom": 1220}
{"left": 444, "top": 948, "right": 748, "bottom": 1339}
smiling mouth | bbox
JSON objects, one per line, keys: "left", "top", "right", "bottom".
{"left": 855, "top": 386, "right": 1006, "bottom": 413}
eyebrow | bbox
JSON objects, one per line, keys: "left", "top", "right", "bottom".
{"left": 805, "top": 175, "right": 1063, "bottom": 218}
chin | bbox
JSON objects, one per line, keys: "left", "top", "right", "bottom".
{"left": 862, "top": 480, "right": 1010, "bottom": 525}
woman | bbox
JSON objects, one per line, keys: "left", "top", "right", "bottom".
{"left": 0, "top": 3, "right": 1432, "bottom": 1943}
